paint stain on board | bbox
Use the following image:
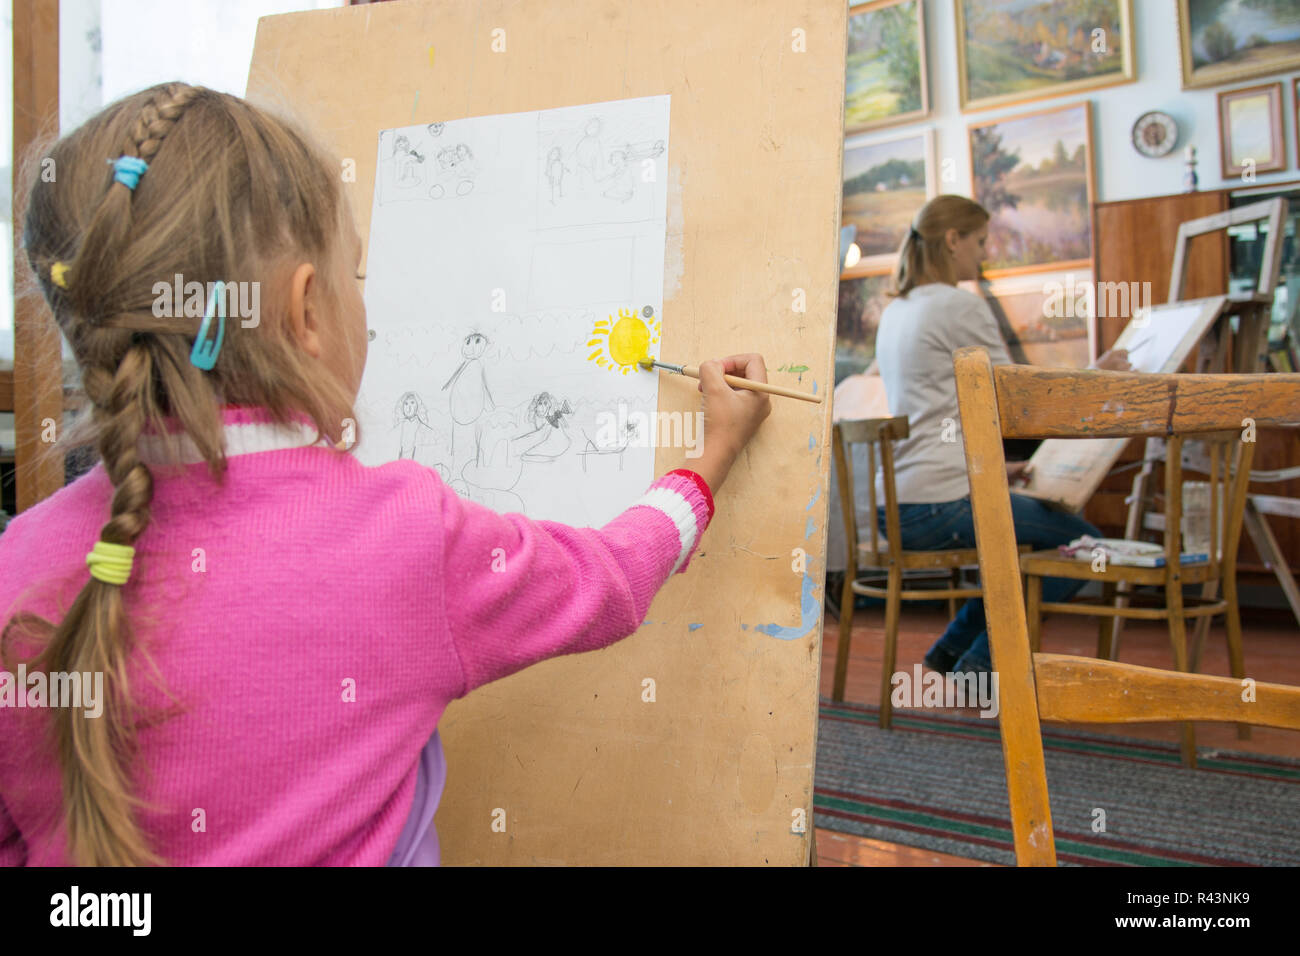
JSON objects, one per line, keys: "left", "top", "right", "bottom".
{"left": 752, "top": 573, "right": 820, "bottom": 641}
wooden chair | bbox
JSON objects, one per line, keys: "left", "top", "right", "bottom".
{"left": 953, "top": 347, "right": 1300, "bottom": 865}
{"left": 831, "top": 417, "right": 982, "bottom": 729}
{"left": 1018, "top": 429, "right": 1254, "bottom": 768}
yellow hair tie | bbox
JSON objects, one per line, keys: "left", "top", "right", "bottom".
{"left": 86, "top": 540, "right": 134, "bottom": 586}
{"left": 50, "top": 261, "right": 70, "bottom": 289}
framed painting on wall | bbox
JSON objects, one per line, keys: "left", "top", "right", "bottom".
{"left": 836, "top": 272, "right": 893, "bottom": 384}
{"left": 841, "top": 129, "right": 936, "bottom": 276}
{"left": 1177, "top": 0, "right": 1300, "bottom": 90}
{"left": 968, "top": 100, "right": 1095, "bottom": 277}
{"left": 955, "top": 0, "right": 1135, "bottom": 112}
{"left": 1217, "top": 82, "right": 1286, "bottom": 178}
{"left": 845, "top": 0, "right": 929, "bottom": 134}
{"left": 974, "top": 273, "right": 1095, "bottom": 368}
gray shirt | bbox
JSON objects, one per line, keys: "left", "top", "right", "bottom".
{"left": 873, "top": 283, "right": 1010, "bottom": 503}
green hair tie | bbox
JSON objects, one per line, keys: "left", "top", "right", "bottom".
{"left": 86, "top": 540, "right": 134, "bottom": 586}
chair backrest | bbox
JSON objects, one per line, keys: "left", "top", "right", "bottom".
{"left": 833, "top": 417, "right": 908, "bottom": 572}
{"left": 952, "top": 347, "right": 1300, "bottom": 866}
{"left": 1136, "top": 435, "right": 1246, "bottom": 571}
{"left": 1129, "top": 432, "right": 1252, "bottom": 576}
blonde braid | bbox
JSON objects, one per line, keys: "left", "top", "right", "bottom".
{"left": 49, "top": 344, "right": 162, "bottom": 866}
{"left": 126, "top": 84, "right": 203, "bottom": 165}
{"left": 34, "top": 86, "right": 202, "bottom": 866}
{"left": 64, "top": 83, "right": 202, "bottom": 320}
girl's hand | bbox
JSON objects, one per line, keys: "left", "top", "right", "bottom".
{"left": 690, "top": 354, "right": 772, "bottom": 493}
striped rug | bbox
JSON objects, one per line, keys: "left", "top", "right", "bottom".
{"left": 815, "top": 698, "right": 1300, "bottom": 866}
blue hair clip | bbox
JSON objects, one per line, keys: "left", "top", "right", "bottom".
{"left": 108, "top": 155, "right": 149, "bottom": 191}
{"left": 190, "top": 281, "right": 227, "bottom": 371}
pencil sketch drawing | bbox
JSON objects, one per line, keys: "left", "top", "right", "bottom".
{"left": 392, "top": 390, "right": 449, "bottom": 479}
{"left": 358, "top": 94, "right": 671, "bottom": 525}
{"left": 393, "top": 135, "right": 425, "bottom": 188}
{"left": 376, "top": 122, "right": 497, "bottom": 206}
{"left": 429, "top": 143, "right": 479, "bottom": 199}
{"left": 577, "top": 418, "right": 640, "bottom": 473}
{"left": 536, "top": 101, "right": 669, "bottom": 229}
{"left": 516, "top": 392, "right": 574, "bottom": 461}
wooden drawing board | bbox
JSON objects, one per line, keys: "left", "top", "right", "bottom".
{"left": 248, "top": 0, "right": 845, "bottom": 865}
{"left": 1015, "top": 296, "right": 1229, "bottom": 512}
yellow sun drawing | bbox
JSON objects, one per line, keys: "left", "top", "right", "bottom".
{"left": 587, "top": 306, "right": 662, "bottom": 375}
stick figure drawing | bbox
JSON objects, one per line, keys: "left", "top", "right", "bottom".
{"left": 516, "top": 391, "right": 574, "bottom": 462}
{"left": 393, "top": 390, "right": 448, "bottom": 478}
{"left": 545, "top": 145, "right": 567, "bottom": 203}
{"left": 442, "top": 332, "right": 494, "bottom": 473}
{"left": 393, "top": 134, "right": 425, "bottom": 188}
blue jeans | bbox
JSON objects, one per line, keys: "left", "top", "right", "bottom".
{"left": 878, "top": 495, "right": 1100, "bottom": 672}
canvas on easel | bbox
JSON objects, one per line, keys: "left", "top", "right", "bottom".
{"left": 1013, "top": 295, "right": 1229, "bottom": 513}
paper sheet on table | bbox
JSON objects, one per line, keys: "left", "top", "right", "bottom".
{"left": 353, "top": 95, "right": 671, "bottom": 526}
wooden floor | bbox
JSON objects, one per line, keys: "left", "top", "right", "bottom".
{"left": 814, "top": 594, "right": 1300, "bottom": 867}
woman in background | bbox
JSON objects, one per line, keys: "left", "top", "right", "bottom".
{"left": 874, "top": 194, "right": 1127, "bottom": 676}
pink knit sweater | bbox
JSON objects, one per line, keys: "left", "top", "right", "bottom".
{"left": 0, "top": 406, "right": 713, "bottom": 865}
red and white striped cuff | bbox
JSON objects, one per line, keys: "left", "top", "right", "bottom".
{"left": 630, "top": 469, "right": 715, "bottom": 574}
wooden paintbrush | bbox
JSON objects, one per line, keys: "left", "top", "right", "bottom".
{"left": 637, "top": 358, "right": 823, "bottom": 404}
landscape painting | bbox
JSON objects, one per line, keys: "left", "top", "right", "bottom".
{"left": 836, "top": 273, "right": 892, "bottom": 383}
{"left": 1178, "top": 0, "right": 1300, "bottom": 89}
{"left": 845, "top": 0, "right": 929, "bottom": 133}
{"left": 841, "top": 130, "right": 934, "bottom": 274}
{"left": 956, "top": 0, "right": 1134, "bottom": 111}
{"left": 1217, "top": 82, "right": 1285, "bottom": 177}
{"left": 969, "top": 101, "right": 1094, "bottom": 276}
{"left": 976, "top": 275, "right": 1093, "bottom": 368}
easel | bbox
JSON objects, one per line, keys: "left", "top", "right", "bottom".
{"left": 1109, "top": 198, "right": 1296, "bottom": 668}
{"left": 248, "top": 0, "right": 844, "bottom": 866}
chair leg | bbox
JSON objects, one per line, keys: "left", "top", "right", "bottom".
{"left": 1223, "top": 572, "right": 1252, "bottom": 741}
{"left": 832, "top": 572, "right": 856, "bottom": 702}
{"left": 1166, "top": 588, "right": 1197, "bottom": 769}
{"left": 1025, "top": 574, "right": 1042, "bottom": 654}
{"left": 879, "top": 566, "right": 903, "bottom": 730}
{"left": 1097, "top": 581, "right": 1118, "bottom": 660}
{"left": 948, "top": 568, "right": 960, "bottom": 619}
{"left": 1108, "top": 580, "right": 1131, "bottom": 661}
{"left": 1189, "top": 580, "right": 1219, "bottom": 673}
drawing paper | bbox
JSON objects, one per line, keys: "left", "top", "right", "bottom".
{"left": 354, "top": 95, "right": 671, "bottom": 526}
{"left": 1116, "top": 301, "right": 1216, "bottom": 373}
{"left": 1015, "top": 297, "right": 1227, "bottom": 512}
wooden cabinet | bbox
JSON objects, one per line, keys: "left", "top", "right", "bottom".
{"left": 1090, "top": 187, "right": 1299, "bottom": 580}
{"left": 1092, "top": 190, "right": 1228, "bottom": 350}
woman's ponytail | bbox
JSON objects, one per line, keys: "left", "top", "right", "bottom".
{"left": 889, "top": 194, "right": 990, "bottom": 297}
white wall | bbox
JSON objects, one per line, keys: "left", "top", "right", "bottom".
{"left": 97, "top": 0, "right": 341, "bottom": 114}
{"left": 0, "top": 0, "right": 345, "bottom": 365}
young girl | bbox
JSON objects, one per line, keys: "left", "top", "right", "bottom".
{"left": 0, "top": 83, "right": 770, "bottom": 866}
{"left": 873, "top": 194, "right": 1126, "bottom": 677}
